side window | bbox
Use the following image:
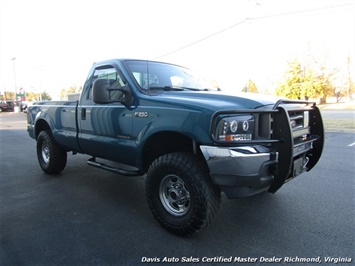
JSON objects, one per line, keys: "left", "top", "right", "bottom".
{"left": 88, "top": 66, "right": 126, "bottom": 101}
{"left": 132, "top": 72, "right": 160, "bottom": 90}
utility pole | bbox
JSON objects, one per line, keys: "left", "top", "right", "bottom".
{"left": 11, "top": 57, "right": 17, "bottom": 102}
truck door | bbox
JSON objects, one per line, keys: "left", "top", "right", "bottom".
{"left": 77, "top": 65, "right": 135, "bottom": 165}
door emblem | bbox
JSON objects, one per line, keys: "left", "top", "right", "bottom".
{"left": 135, "top": 112, "right": 149, "bottom": 118}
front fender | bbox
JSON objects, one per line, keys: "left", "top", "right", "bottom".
{"left": 132, "top": 108, "right": 211, "bottom": 172}
{"left": 134, "top": 110, "right": 210, "bottom": 150}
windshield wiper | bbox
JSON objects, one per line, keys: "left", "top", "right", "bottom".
{"left": 163, "top": 86, "right": 185, "bottom": 91}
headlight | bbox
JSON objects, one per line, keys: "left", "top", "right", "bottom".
{"left": 214, "top": 114, "right": 255, "bottom": 142}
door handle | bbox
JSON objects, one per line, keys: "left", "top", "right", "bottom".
{"left": 81, "top": 108, "right": 86, "bottom": 120}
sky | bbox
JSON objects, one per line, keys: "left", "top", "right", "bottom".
{"left": 1, "top": 0, "right": 354, "bottom": 99}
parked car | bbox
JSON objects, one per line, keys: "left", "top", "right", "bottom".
{"left": 20, "top": 101, "right": 34, "bottom": 112}
{"left": 6, "top": 100, "right": 15, "bottom": 111}
{"left": 20, "top": 102, "right": 27, "bottom": 112}
{"left": 0, "top": 100, "right": 11, "bottom": 112}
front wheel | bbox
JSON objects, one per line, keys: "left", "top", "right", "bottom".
{"left": 146, "top": 152, "right": 221, "bottom": 236}
{"left": 36, "top": 130, "right": 67, "bottom": 174}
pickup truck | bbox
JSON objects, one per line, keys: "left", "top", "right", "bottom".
{"left": 27, "top": 58, "right": 324, "bottom": 236}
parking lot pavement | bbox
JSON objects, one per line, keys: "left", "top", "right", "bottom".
{"left": 1, "top": 112, "right": 354, "bottom": 265}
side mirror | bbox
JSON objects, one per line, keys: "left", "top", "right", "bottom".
{"left": 93, "top": 79, "right": 133, "bottom": 106}
{"left": 93, "top": 79, "right": 110, "bottom": 104}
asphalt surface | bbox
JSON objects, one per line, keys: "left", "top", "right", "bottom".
{"left": 320, "top": 109, "right": 355, "bottom": 119}
{"left": 1, "top": 112, "right": 354, "bottom": 265}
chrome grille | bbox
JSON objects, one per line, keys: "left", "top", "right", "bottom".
{"left": 289, "top": 110, "right": 311, "bottom": 140}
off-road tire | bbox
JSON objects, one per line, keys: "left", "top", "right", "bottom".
{"left": 36, "top": 130, "right": 67, "bottom": 174}
{"left": 146, "top": 152, "right": 221, "bottom": 236}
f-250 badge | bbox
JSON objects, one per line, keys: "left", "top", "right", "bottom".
{"left": 135, "top": 112, "right": 148, "bottom": 118}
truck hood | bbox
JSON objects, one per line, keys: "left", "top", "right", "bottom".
{"left": 155, "top": 91, "right": 278, "bottom": 111}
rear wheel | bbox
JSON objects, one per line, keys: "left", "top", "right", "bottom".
{"left": 146, "top": 152, "right": 221, "bottom": 236}
{"left": 36, "top": 130, "right": 67, "bottom": 174}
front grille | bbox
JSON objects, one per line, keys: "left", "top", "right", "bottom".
{"left": 268, "top": 100, "right": 314, "bottom": 143}
{"left": 289, "top": 110, "right": 311, "bottom": 140}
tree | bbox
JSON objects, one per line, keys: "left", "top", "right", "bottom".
{"left": 0, "top": 91, "right": 15, "bottom": 101}
{"left": 275, "top": 58, "right": 336, "bottom": 103}
{"left": 315, "top": 66, "right": 337, "bottom": 104}
{"left": 275, "top": 60, "right": 304, "bottom": 99}
{"left": 346, "top": 55, "right": 354, "bottom": 100}
{"left": 67, "top": 85, "right": 77, "bottom": 94}
{"left": 25, "top": 91, "right": 37, "bottom": 101}
{"left": 59, "top": 84, "right": 82, "bottom": 100}
{"left": 41, "top": 91, "right": 52, "bottom": 101}
{"left": 242, "top": 79, "right": 258, "bottom": 93}
{"left": 333, "top": 55, "right": 354, "bottom": 102}
{"left": 349, "top": 79, "right": 355, "bottom": 100}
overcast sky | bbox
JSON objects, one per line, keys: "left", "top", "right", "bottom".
{"left": 1, "top": 0, "right": 354, "bottom": 98}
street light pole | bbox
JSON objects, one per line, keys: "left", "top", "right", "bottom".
{"left": 11, "top": 57, "right": 17, "bottom": 102}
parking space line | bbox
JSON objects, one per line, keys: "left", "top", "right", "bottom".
{"left": 348, "top": 142, "right": 355, "bottom": 147}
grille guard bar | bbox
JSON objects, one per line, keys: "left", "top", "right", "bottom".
{"left": 210, "top": 100, "right": 324, "bottom": 193}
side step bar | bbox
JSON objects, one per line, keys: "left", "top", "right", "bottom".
{"left": 87, "top": 157, "right": 140, "bottom": 176}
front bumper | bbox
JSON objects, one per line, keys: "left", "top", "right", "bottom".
{"left": 200, "top": 145, "right": 277, "bottom": 198}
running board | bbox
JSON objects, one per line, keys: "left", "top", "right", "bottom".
{"left": 87, "top": 157, "right": 140, "bottom": 176}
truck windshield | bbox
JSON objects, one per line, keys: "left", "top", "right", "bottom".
{"left": 125, "top": 60, "right": 217, "bottom": 94}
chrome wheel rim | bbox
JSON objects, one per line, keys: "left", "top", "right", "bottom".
{"left": 41, "top": 141, "right": 50, "bottom": 164}
{"left": 159, "top": 174, "right": 191, "bottom": 216}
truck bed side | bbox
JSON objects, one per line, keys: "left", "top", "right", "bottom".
{"left": 27, "top": 101, "right": 81, "bottom": 152}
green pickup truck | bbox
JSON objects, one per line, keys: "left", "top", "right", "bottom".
{"left": 27, "top": 59, "right": 324, "bottom": 236}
